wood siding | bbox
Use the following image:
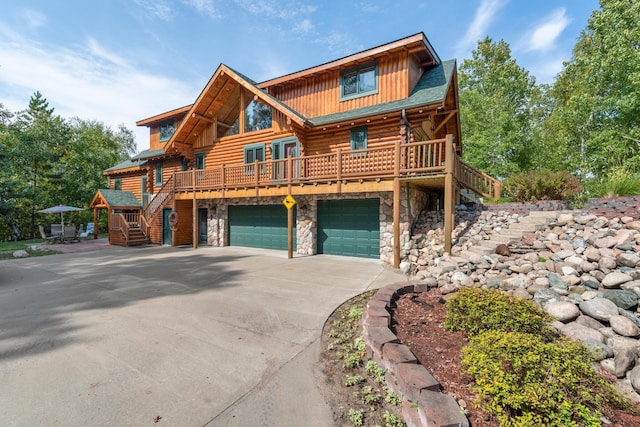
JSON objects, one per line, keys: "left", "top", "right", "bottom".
{"left": 111, "top": 174, "right": 144, "bottom": 200}
{"left": 268, "top": 52, "right": 410, "bottom": 119}
{"left": 305, "top": 116, "right": 403, "bottom": 155}
{"left": 149, "top": 117, "right": 185, "bottom": 150}
{"left": 174, "top": 200, "right": 192, "bottom": 246}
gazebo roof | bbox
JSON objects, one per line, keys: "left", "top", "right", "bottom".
{"left": 89, "top": 189, "right": 141, "bottom": 210}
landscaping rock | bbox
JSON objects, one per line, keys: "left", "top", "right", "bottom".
{"left": 544, "top": 301, "right": 580, "bottom": 323}
{"left": 579, "top": 298, "right": 619, "bottom": 322}
{"left": 602, "top": 272, "right": 633, "bottom": 289}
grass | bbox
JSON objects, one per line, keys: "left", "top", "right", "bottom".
{"left": 0, "top": 238, "right": 59, "bottom": 260}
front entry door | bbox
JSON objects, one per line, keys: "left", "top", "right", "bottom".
{"left": 272, "top": 137, "right": 299, "bottom": 181}
{"left": 162, "top": 208, "right": 172, "bottom": 245}
{"left": 198, "top": 208, "right": 208, "bottom": 244}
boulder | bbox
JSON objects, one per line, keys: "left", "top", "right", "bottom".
{"left": 579, "top": 298, "right": 619, "bottom": 322}
{"left": 12, "top": 250, "right": 29, "bottom": 258}
{"left": 610, "top": 315, "right": 640, "bottom": 337}
{"left": 602, "top": 272, "right": 633, "bottom": 289}
{"left": 544, "top": 301, "right": 580, "bottom": 323}
{"left": 617, "top": 252, "right": 640, "bottom": 268}
{"left": 603, "top": 289, "right": 638, "bottom": 310}
{"left": 561, "top": 322, "right": 605, "bottom": 343}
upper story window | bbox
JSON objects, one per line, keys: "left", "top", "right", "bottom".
{"left": 113, "top": 177, "right": 122, "bottom": 190}
{"left": 195, "top": 153, "right": 205, "bottom": 170}
{"left": 155, "top": 160, "right": 163, "bottom": 186}
{"left": 159, "top": 120, "right": 174, "bottom": 142}
{"left": 340, "top": 62, "right": 378, "bottom": 101}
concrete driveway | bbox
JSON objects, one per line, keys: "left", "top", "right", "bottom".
{"left": 0, "top": 245, "right": 402, "bottom": 426}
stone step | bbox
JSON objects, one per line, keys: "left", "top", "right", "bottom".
{"left": 492, "top": 234, "right": 524, "bottom": 244}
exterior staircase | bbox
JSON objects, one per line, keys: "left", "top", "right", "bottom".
{"left": 467, "top": 211, "right": 560, "bottom": 255}
{"left": 125, "top": 224, "right": 148, "bottom": 246}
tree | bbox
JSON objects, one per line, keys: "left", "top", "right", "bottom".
{"left": 6, "top": 92, "right": 70, "bottom": 238}
{"left": 60, "top": 119, "right": 135, "bottom": 206}
{"left": 546, "top": 0, "right": 640, "bottom": 180}
{"left": 458, "top": 37, "right": 543, "bottom": 179}
{"left": 0, "top": 103, "right": 23, "bottom": 241}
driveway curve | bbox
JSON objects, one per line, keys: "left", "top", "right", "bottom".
{"left": 0, "top": 245, "right": 402, "bottom": 426}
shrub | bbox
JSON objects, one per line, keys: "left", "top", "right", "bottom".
{"left": 443, "top": 288, "right": 555, "bottom": 339}
{"left": 462, "top": 330, "right": 629, "bottom": 426}
{"left": 503, "top": 169, "right": 582, "bottom": 202}
{"left": 593, "top": 168, "right": 640, "bottom": 198}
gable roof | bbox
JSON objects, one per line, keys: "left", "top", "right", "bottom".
{"left": 89, "top": 189, "right": 141, "bottom": 210}
{"left": 259, "top": 32, "right": 440, "bottom": 89}
{"left": 136, "top": 105, "right": 192, "bottom": 127}
{"left": 309, "top": 59, "right": 456, "bottom": 127}
{"left": 166, "top": 64, "right": 309, "bottom": 151}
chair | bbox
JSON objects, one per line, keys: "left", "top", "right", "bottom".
{"left": 39, "top": 225, "right": 55, "bottom": 244}
{"left": 51, "top": 224, "right": 63, "bottom": 238}
{"left": 63, "top": 225, "right": 77, "bottom": 243}
{"left": 79, "top": 222, "right": 94, "bottom": 240}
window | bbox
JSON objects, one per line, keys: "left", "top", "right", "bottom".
{"left": 350, "top": 126, "right": 368, "bottom": 153}
{"left": 340, "top": 63, "right": 378, "bottom": 100}
{"left": 113, "top": 178, "right": 122, "bottom": 190}
{"left": 141, "top": 176, "right": 149, "bottom": 208}
{"left": 195, "top": 153, "right": 205, "bottom": 170}
{"left": 155, "top": 160, "right": 163, "bottom": 186}
{"left": 159, "top": 120, "right": 174, "bottom": 142}
{"left": 244, "top": 100, "right": 272, "bottom": 133}
{"left": 244, "top": 143, "right": 265, "bottom": 175}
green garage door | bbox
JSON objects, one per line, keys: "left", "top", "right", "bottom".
{"left": 317, "top": 198, "right": 380, "bottom": 259}
{"left": 228, "top": 205, "right": 292, "bottom": 250}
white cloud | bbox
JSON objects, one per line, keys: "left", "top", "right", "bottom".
{"left": 133, "top": 0, "right": 173, "bottom": 21}
{"left": 293, "top": 19, "right": 314, "bottom": 34}
{"left": 183, "top": 0, "right": 219, "bottom": 18}
{"left": 525, "top": 8, "right": 570, "bottom": 52}
{"left": 0, "top": 30, "right": 196, "bottom": 151}
{"left": 21, "top": 9, "right": 46, "bottom": 29}
{"left": 233, "top": 0, "right": 316, "bottom": 20}
{"left": 456, "top": 0, "right": 506, "bottom": 56}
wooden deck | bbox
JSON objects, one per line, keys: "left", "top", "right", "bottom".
{"left": 171, "top": 138, "right": 500, "bottom": 199}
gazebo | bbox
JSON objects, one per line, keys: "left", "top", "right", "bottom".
{"left": 89, "top": 189, "right": 146, "bottom": 246}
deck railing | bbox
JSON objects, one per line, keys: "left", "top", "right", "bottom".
{"left": 172, "top": 137, "right": 501, "bottom": 198}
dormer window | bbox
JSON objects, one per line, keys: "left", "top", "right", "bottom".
{"left": 340, "top": 62, "right": 378, "bottom": 101}
{"left": 159, "top": 120, "right": 174, "bottom": 142}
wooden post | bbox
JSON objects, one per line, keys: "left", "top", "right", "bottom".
{"left": 287, "top": 157, "right": 293, "bottom": 194}
{"left": 172, "top": 171, "right": 177, "bottom": 247}
{"left": 193, "top": 168, "right": 197, "bottom": 249}
{"left": 336, "top": 148, "right": 342, "bottom": 194}
{"left": 93, "top": 208, "right": 98, "bottom": 240}
{"left": 393, "top": 135, "right": 402, "bottom": 268}
{"left": 494, "top": 180, "right": 502, "bottom": 199}
{"left": 287, "top": 204, "right": 293, "bottom": 259}
{"left": 393, "top": 177, "right": 401, "bottom": 268}
{"left": 444, "top": 134, "right": 454, "bottom": 254}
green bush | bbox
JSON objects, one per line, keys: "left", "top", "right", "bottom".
{"left": 443, "top": 288, "right": 555, "bottom": 339}
{"left": 592, "top": 168, "right": 640, "bottom": 198}
{"left": 503, "top": 169, "right": 582, "bottom": 202}
{"left": 462, "top": 330, "right": 628, "bottom": 426}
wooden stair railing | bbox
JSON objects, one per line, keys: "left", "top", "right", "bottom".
{"left": 452, "top": 154, "right": 501, "bottom": 199}
{"left": 143, "top": 176, "right": 174, "bottom": 224}
{"left": 110, "top": 212, "right": 149, "bottom": 246}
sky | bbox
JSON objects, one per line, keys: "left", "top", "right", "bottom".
{"left": 0, "top": 0, "right": 600, "bottom": 152}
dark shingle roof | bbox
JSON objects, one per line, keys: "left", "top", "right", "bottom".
{"left": 131, "top": 148, "right": 166, "bottom": 161}
{"left": 104, "top": 158, "right": 147, "bottom": 173}
{"left": 98, "top": 189, "right": 141, "bottom": 208}
{"left": 308, "top": 59, "right": 456, "bottom": 127}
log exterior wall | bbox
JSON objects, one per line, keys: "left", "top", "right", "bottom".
{"left": 267, "top": 51, "right": 419, "bottom": 119}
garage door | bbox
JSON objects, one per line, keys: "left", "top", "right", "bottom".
{"left": 317, "top": 198, "right": 380, "bottom": 259}
{"left": 228, "top": 205, "right": 292, "bottom": 250}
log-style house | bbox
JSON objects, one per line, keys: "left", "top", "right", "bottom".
{"left": 91, "top": 33, "right": 500, "bottom": 267}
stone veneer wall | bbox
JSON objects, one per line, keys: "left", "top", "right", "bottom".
{"left": 196, "top": 189, "right": 429, "bottom": 264}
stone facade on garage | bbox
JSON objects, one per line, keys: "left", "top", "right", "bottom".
{"left": 195, "top": 185, "right": 432, "bottom": 265}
